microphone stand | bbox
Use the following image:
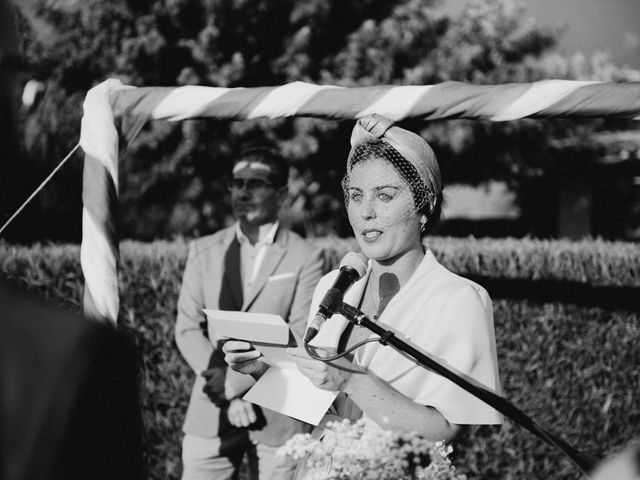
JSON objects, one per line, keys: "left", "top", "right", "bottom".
{"left": 335, "top": 302, "right": 599, "bottom": 477}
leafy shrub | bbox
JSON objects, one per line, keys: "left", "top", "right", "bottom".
{"left": 1, "top": 237, "right": 639, "bottom": 479}
{"left": 459, "top": 300, "right": 640, "bottom": 479}
{"left": 312, "top": 236, "right": 640, "bottom": 287}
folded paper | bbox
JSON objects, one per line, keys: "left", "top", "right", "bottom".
{"left": 204, "top": 309, "right": 338, "bottom": 425}
{"left": 204, "top": 309, "right": 290, "bottom": 344}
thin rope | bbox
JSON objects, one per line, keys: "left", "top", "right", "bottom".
{"left": 0, "top": 142, "right": 81, "bottom": 236}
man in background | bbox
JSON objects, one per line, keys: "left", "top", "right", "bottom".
{"left": 175, "top": 147, "right": 324, "bottom": 480}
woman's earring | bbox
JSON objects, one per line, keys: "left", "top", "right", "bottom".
{"left": 420, "top": 215, "right": 427, "bottom": 232}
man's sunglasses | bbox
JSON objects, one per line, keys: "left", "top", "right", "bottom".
{"left": 229, "top": 178, "right": 276, "bottom": 191}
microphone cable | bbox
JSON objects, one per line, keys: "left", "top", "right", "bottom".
{"left": 303, "top": 336, "right": 378, "bottom": 362}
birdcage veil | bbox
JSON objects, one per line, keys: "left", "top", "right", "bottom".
{"left": 342, "top": 115, "right": 441, "bottom": 232}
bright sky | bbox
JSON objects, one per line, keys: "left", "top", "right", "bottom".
{"left": 442, "top": 0, "right": 640, "bottom": 69}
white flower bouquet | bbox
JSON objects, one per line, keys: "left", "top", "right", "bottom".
{"left": 277, "top": 419, "right": 467, "bottom": 480}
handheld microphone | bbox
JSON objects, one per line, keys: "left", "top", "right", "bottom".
{"left": 304, "top": 252, "right": 368, "bottom": 343}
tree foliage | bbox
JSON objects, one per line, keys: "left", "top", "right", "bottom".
{"left": 9, "top": 0, "right": 638, "bottom": 242}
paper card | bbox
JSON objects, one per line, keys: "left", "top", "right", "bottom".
{"left": 204, "top": 309, "right": 301, "bottom": 368}
{"left": 204, "top": 308, "right": 337, "bottom": 425}
{"left": 253, "top": 330, "right": 301, "bottom": 369}
{"left": 243, "top": 367, "right": 338, "bottom": 425}
{"left": 204, "top": 309, "right": 290, "bottom": 345}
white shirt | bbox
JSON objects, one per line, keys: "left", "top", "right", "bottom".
{"left": 235, "top": 221, "right": 279, "bottom": 299}
{"left": 309, "top": 249, "right": 503, "bottom": 427}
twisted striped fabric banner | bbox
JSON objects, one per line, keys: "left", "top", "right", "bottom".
{"left": 80, "top": 78, "right": 640, "bottom": 323}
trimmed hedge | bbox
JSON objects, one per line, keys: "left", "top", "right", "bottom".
{"left": 1, "top": 237, "right": 639, "bottom": 479}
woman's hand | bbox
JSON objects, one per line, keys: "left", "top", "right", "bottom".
{"left": 226, "top": 398, "right": 257, "bottom": 428}
{"left": 287, "top": 347, "right": 358, "bottom": 391}
{"left": 222, "top": 340, "right": 269, "bottom": 378}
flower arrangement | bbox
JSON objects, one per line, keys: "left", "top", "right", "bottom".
{"left": 277, "top": 419, "right": 467, "bottom": 480}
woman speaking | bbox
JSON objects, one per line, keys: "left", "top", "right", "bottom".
{"left": 224, "top": 113, "right": 502, "bottom": 473}
{"left": 288, "top": 114, "right": 502, "bottom": 441}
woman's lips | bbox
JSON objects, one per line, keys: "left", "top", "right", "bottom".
{"left": 361, "top": 229, "right": 382, "bottom": 241}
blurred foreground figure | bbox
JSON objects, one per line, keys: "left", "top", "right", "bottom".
{"left": 591, "top": 444, "right": 640, "bottom": 480}
{"left": 1, "top": 4, "right": 142, "bottom": 478}
{"left": 0, "top": 280, "right": 143, "bottom": 480}
{"left": 0, "top": 0, "right": 21, "bottom": 203}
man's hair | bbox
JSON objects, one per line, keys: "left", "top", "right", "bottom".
{"left": 233, "top": 147, "right": 289, "bottom": 187}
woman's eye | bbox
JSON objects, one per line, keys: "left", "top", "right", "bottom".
{"left": 377, "top": 191, "right": 394, "bottom": 201}
{"left": 350, "top": 192, "right": 363, "bottom": 202}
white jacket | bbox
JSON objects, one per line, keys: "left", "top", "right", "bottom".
{"left": 309, "top": 249, "right": 503, "bottom": 426}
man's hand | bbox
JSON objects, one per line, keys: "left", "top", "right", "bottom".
{"left": 222, "top": 340, "right": 269, "bottom": 378}
{"left": 201, "top": 366, "right": 227, "bottom": 407}
{"left": 226, "top": 398, "right": 257, "bottom": 428}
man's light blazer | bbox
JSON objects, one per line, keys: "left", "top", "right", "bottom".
{"left": 175, "top": 224, "right": 325, "bottom": 446}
